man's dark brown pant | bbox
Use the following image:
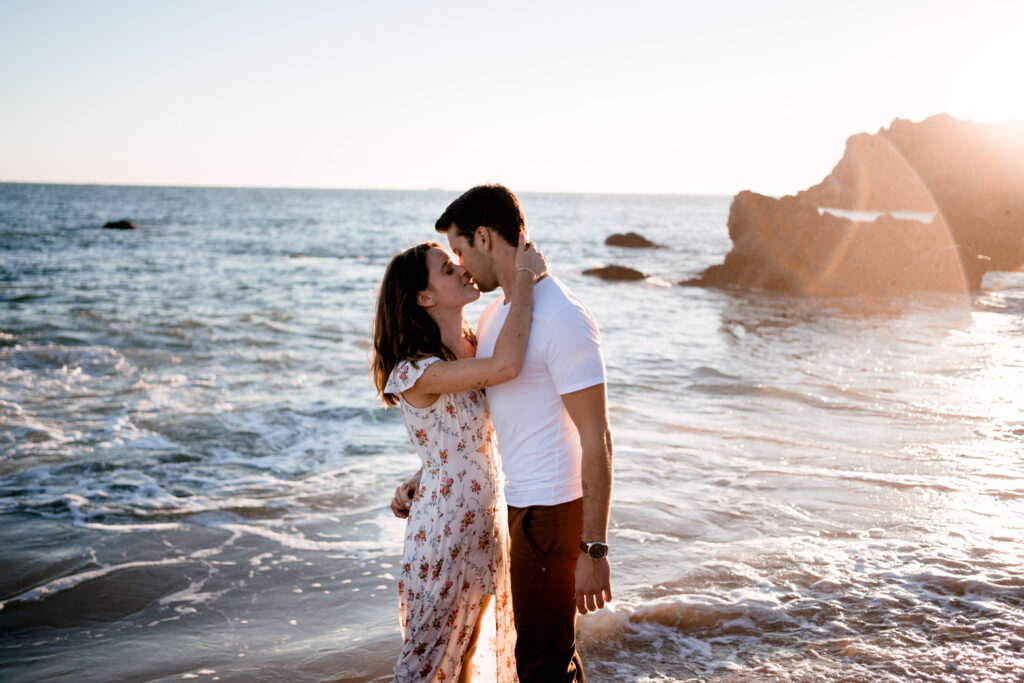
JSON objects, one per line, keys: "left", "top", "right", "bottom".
{"left": 508, "top": 498, "right": 585, "bottom": 683}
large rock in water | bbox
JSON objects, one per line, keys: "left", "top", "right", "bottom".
{"left": 683, "top": 192, "right": 969, "bottom": 295}
{"left": 686, "top": 115, "right": 1024, "bottom": 294}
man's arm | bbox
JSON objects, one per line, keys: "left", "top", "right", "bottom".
{"left": 561, "top": 383, "right": 613, "bottom": 614}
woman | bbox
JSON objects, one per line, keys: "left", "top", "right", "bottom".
{"left": 371, "top": 236, "right": 545, "bottom": 682}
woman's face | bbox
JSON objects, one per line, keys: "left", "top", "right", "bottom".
{"left": 421, "top": 247, "right": 480, "bottom": 310}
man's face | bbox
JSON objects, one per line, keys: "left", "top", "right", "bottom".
{"left": 444, "top": 224, "right": 499, "bottom": 293}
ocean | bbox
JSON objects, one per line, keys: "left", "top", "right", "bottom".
{"left": 1, "top": 183, "right": 1023, "bottom": 682}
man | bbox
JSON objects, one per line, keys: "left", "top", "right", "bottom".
{"left": 435, "top": 184, "right": 613, "bottom": 682}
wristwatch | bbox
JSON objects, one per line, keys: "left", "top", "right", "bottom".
{"left": 579, "top": 540, "right": 609, "bottom": 560}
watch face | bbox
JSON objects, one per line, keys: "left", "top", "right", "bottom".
{"left": 587, "top": 543, "right": 608, "bottom": 560}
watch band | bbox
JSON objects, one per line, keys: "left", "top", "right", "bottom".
{"left": 580, "top": 540, "right": 609, "bottom": 560}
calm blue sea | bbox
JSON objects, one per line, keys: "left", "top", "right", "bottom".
{"left": 2, "top": 183, "right": 1023, "bottom": 681}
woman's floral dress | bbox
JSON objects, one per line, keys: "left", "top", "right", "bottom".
{"left": 386, "top": 357, "right": 517, "bottom": 682}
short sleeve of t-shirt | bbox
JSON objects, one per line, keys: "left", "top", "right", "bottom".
{"left": 544, "top": 302, "right": 606, "bottom": 395}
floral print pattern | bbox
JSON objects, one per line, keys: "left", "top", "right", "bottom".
{"left": 385, "top": 357, "right": 517, "bottom": 682}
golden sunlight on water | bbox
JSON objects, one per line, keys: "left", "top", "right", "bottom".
{"left": 569, "top": 269, "right": 1024, "bottom": 680}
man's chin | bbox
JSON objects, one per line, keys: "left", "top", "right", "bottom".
{"left": 464, "top": 268, "right": 498, "bottom": 292}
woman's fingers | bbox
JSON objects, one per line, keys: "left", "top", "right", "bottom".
{"left": 523, "top": 248, "right": 546, "bottom": 275}
{"left": 515, "top": 237, "right": 548, "bottom": 279}
{"left": 390, "top": 484, "right": 414, "bottom": 518}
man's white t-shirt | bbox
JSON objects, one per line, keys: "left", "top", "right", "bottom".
{"left": 476, "top": 276, "right": 606, "bottom": 508}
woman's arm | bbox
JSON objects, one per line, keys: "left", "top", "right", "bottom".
{"left": 403, "top": 237, "right": 545, "bottom": 405}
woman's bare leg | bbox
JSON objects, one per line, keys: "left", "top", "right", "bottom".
{"left": 457, "top": 594, "right": 492, "bottom": 683}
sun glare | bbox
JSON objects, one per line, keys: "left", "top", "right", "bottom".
{"left": 950, "top": 28, "right": 1024, "bottom": 124}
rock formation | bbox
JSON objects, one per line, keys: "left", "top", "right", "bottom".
{"left": 103, "top": 219, "right": 139, "bottom": 230}
{"left": 583, "top": 265, "right": 647, "bottom": 281}
{"left": 686, "top": 114, "right": 1024, "bottom": 294}
{"left": 682, "top": 192, "right": 968, "bottom": 295}
{"left": 605, "top": 232, "right": 662, "bottom": 248}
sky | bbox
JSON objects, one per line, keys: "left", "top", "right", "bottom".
{"left": 2, "top": 0, "right": 1023, "bottom": 196}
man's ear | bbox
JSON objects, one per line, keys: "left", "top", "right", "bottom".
{"left": 417, "top": 290, "right": 434, "bottom": 308}
{"left": 475, "top": 226, "right": 491, "bottom": 252}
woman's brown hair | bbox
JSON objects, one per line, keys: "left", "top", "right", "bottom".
{"left": 371, "top": 241, "right": 475, "bottom": 406}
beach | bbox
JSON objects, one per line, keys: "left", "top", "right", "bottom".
{"left": 2, "top": 183, "right": 1023, "bottom": 681}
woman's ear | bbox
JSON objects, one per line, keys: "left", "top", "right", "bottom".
{"left": 417, "top": 290, "right": 434, "bottom": 308}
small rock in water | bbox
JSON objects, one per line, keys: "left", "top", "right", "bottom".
{"left": 605, "top": 231, "right": 661, "bottom": 248}
{"left": 103, "top": 219, "right": 139, "bottom": 230}
{"left": 583, "top": 265, "right": 647, "bottom": 281}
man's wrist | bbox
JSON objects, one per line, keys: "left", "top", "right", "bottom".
{"left": 579, "top": 540, "right": 609, "bottom": 560}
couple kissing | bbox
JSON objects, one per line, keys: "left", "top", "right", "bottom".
{"left": 372, "top": 184, "right": 614, "bottom": 682}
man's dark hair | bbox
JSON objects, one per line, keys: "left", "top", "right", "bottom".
{"left": 434, "top": 184, "right": 525, "bottom": 247}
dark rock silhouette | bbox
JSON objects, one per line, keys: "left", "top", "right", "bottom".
{"left": 583, "top": 265, "right": 647, "bottom": 281}
{"left": 687, "top": 114, "right": 1024, "bottom": 294}
{"left": 605, "top": 232, "right": 662, "bottom": 248}
{"left": 103, "top": 219, "right": 139, "bottom": 230}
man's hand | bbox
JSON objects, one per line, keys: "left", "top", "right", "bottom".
{"left": 574, "top": 554, "right": 612, "bottom": 614}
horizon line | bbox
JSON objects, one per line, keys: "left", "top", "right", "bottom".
{"left": 0, "top": 178, "right": 740, "bottom": 199}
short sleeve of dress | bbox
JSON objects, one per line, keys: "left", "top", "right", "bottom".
{"left": 385, "top": 356, "right": 442, "bottom": 396}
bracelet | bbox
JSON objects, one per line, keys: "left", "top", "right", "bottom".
{"left": 517, "top": 267, "right": 539, "bottom": 276}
